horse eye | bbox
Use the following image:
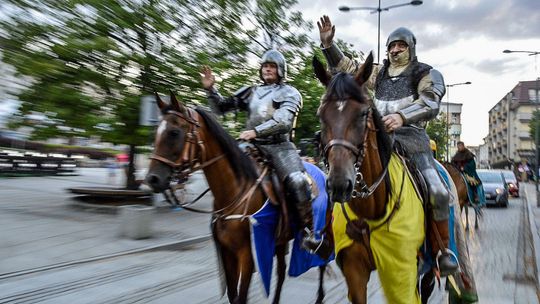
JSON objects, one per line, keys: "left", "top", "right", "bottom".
{"left": 169, "top": 129, "right": 180, "bottom": 137}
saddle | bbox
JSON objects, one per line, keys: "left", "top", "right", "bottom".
{"left": 393, "top": 146, "right": 430, "bottom": 209}
{"left": 240, "top": 142, "right": 320, "bottom": 242}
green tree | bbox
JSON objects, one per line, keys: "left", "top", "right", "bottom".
{"left": 426, "top": 114, "right": 449, "bottom": 161}
{"left": 0, "top": 0, "right": 253, "bottom": 189}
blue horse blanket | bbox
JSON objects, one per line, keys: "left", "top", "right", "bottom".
{"left": 250, "top": 161, "right": 333, "bottom": 296}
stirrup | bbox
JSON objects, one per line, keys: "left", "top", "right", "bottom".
{"left": 302, "top": 228, "right": 323, "bottom": 252}
{"left": 436, "top": 248, "right": 460, "bottom": 275}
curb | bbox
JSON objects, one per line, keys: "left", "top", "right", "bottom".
{"left": 0, "top": 234, "right": 212, "bottom": 281}
{"left": 524, "top": 186, "right": 540, "bottom": 295}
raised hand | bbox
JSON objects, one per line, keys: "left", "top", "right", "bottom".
{"left": 201, "top": 65, "right": 215, "bottom": 90}
{"left": 317, "top": 15, "right": 335, "bottom": 48}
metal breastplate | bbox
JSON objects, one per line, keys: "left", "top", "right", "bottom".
{"left": 374, "top": 64, "right": 417, "bottom": 117}
{"left": 246, "top": 84, "right": 280, "bottom": 130}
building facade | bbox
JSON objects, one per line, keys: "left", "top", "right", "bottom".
{"left": 486, "top": 80, "right": 539, "bottom": 168}
{"left": 439, "top": 102, "right": 463, "bottom": 161}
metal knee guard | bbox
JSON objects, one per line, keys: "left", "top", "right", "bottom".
{"left": 284, "top": 171, "right": 312, "bottom": 205}
{"left": 421, "top": 168, "right": 450, "bottom": 221}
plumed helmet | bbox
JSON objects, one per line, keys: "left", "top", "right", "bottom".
{"left": 260, "top": 49, "right": 287, "bottom": 81}
{"left": 386, "top": 27, "right": 417, "bottom": 61}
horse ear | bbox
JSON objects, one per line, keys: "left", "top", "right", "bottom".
{"left": 312, "top": 56, "right": 331, "bottom": 87}
{"left": 155, "top": 91, "right": 166, "bottom": 110}
{"left": 354, "top": 51, "right": 374, "bottom": 86}
{"left": 169, "top": 90, "right": 187, "bottom": 114}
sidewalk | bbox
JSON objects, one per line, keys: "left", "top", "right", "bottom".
{"left": 0, "top": 168, "right": 213, "bottom": 278}
{"left": 521, "top": 182, "right": 540, "bottom": 300}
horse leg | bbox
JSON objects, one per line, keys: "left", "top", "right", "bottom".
{"left": 272, "top": 244, "right": 287, "bottom": 304}
{"left": 235, "top": 246, "right": 254, "bottom": 304}
{"left": 221, "top": 248, "right": 239, "bottom": 303}
{"left": 340, "top": 244, "right": 372, "bottom": 304}
{"left": 419, "top": 271, "right": 435, "bottom": 304}
{"left": 315, "top": 265, "right": 326, "bottom": 304}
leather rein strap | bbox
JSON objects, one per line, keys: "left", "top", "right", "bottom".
{"left": 150, "top": 108, "right": 265, "bottom": 216}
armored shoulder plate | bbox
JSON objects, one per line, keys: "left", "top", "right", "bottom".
{"left": 274, "top": 85, "right": 302, "bottom": 105}
{"left": 429, "top": 69, "right": 445, "bottom": 99}
{"left": 233, "top": 85, "right": 254, "bottom": 100}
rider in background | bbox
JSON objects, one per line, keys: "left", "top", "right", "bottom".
{"left": 452, "top": 141, "right": 483, "bottom": 204}
{"left": 200, "top": 50, "right": 331, "bottom": 258}
{"left": 317, "top": 15, "right": 458, "bottom": 276}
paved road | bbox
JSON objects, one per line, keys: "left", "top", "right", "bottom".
{"left": 460, "top": 189, "right": 538, "bottom": 303}
{"left": 1, "top": 168, "right": 537, "bottom": 303}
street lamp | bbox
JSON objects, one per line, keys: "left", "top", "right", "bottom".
{"left": 446, "top": 81, "right": 472, "bottom": 161}
{"left": 338, "top": 0, "right": 423, "bottom": 63}
{"left": 503, "top": 49, "right": 540, "bottom": 205}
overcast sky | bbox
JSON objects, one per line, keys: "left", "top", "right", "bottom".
{"left": 294, "top": 0, "right": 540, "bottom": 145}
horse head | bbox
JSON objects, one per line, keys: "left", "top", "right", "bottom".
{"left": 145, "top": 91, "right": 200, "bottom": 193}
{"left": 314, "top": 52, "right": 375, "bottom": 203}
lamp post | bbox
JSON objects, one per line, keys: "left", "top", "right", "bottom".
{"left": 445, "top": 81, "right": 471, "bottom": 161}
{"left": 339, "top": 0, "right": 423, "bottom": 63}
{"left": 503, "top": 49, "right": 540, "bottom": 205}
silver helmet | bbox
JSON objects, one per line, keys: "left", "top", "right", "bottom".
{"left": 259, "top": 49, "right": 287, "bottom": 82}
{"left": 386, "top": 27, "right": 417, "bottom": 61}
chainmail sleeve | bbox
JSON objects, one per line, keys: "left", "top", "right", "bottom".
{"left": 253, "top": 85, "right": 302, "bottom": 138}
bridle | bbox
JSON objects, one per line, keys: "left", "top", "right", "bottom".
{"left": 321, "top": 105, "right": 388, "bottom": 199}
{"left": 150, "top": 107, "right": 224, "bottom": 210}
{"left": 149, "top": 107, "right": 268, "bottom": 219}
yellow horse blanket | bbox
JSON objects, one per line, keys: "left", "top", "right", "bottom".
{"left": 333, "top": 153, "right": 425, "bottom": 304}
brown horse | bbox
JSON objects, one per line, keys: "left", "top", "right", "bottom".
{"left": 313, "top": 53, "right": 427, "bottom": 303}
{"left": 442, "top": 162, "right": 481, "bottom": 230}
{"left": 144, "top": 92, "right": 329, "bottom": 304}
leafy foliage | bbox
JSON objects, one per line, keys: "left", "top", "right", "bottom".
{"left": 0, "top": 0, "right": 367, "bottom": 183}
{"left": 426, "top": 114, "right": 449, "bottom": 161}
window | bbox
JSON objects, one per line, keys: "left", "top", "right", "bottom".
{"left": 529, "top": 89, "right": 540, "bottom": 102}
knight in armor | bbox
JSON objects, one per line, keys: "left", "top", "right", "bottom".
{"left": 200, "top": 50, "right": 331, "bottom": 258}
{"left": 317, "top": 15, "right": 459, "bottom": 276}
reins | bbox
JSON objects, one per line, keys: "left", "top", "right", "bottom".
{"left": 150, "top": 107, "right": 267, "bottom": 217}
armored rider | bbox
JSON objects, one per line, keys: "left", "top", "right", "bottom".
{"left": 200, "top": 50, "right": 330, "bottom": 257}
{"left": 317, "top": 15, "right": 458, "bottom": 276}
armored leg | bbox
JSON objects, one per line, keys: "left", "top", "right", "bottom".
{"left": 285, "top": 172, "right": 332, "bottom": 259}
{"left": 412, "top": 153, "right": 458, "bottom": 276}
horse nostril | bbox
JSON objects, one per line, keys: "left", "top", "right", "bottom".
{"left": 347, "top": 179, "right": 353, "bottom": 195}
{"left": 147, "top": 174, "right": 160, "bottom": 187}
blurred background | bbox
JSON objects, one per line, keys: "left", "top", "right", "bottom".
{"left": 0, "top": 0, "right": 352, "bottom": 188}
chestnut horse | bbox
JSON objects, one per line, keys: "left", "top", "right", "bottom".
{"left": 442, "top": 162, "right": 481, "bottom": 230}
{"left": 313, "top": 53, "right": 429, "bottom": 303}
{"left": 145, "top": 92, "right": 328, "bottom": 304}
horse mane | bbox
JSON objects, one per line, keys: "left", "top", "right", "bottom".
{"left": 371, "top": 109, "right": 393, "bottom": 170}
{"left": 325, "top": 72, "right": 365, "bottom": 103}
{"left": 194, "top": 108, "right": 259, "bottom": 182}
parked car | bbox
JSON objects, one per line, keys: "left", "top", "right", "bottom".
{"left": 498, "top": 169, "right": 519, "bottom": 197}
{"left": 477, "top": 169, "right": 509, "bottom": 207}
